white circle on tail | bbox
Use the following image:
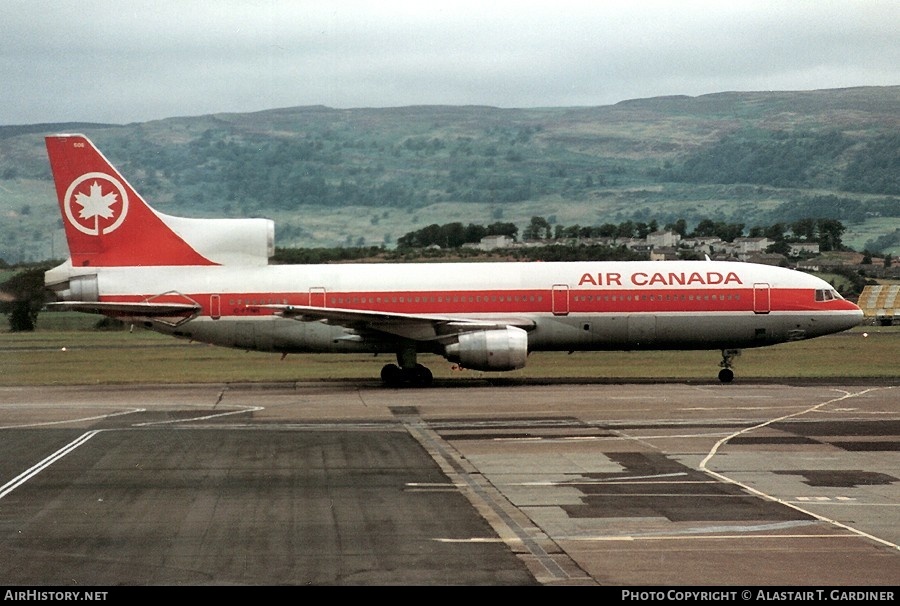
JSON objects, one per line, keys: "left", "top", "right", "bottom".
{"left": 64, "top": 172, "right": 129, "bottom": 236}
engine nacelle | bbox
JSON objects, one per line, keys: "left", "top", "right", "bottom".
{"left": 444, "top": 327, "right": 528, "bottom": 371}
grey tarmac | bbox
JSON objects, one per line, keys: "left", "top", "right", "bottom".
{"left": 0, "top": 379, "right": 897, "bottom": 586}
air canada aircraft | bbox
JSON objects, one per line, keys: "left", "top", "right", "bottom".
{"left": 44, "top": 134, "right": 864, "bottom": 385}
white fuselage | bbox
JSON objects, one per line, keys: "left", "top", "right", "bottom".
{"left": 64, "top": 259, "right": 863, "bottom": 356}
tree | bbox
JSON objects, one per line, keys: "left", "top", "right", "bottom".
{"left": 691, "top": 220, "right": 744, "bottom": 242}
{"left": 443, "top": 222, "right": 466, "bottom": 248}
{"left": 8, "top": 301, "right": 36, "bottom": 332}
{"left": 666, "top": 218, "right": 687, "bottom": 237}
{"left": 816, "top": 219, "right": 845, "bottom": 252}
{"left": 692, "top": 219, "right": 717, "bottom": 237}
{"left": 616, "top": 221, "right": 636, "bottom": 239}
{"left": 791, "top": 218, "right": 817, "bottom": 240}
{"left": 0, "top": 267, "right": 49, "bottom": 332}
{"left": 766, "top": 240, "right": 791, "bottom": 256}
{"left": 597, "top": 223, "right": 618, "bottom": 238}
{"left": 523, "top": 216, "right": 552, "bottom": 241}
{"left": 764, "top": 223, "right": 786, "bottom": 241}
{"left": 463, "top": 223, "right": 488, "bottom": 244}
{"left": 486, "top": 222, "right": 518, "bottom": 240}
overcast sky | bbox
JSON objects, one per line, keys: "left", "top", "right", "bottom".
{"left": 2, "top": 0, "right": 898, "bottom": 126}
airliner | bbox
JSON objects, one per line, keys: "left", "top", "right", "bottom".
{"left": 43, "top": 134, "right": 864, "bottom": 385}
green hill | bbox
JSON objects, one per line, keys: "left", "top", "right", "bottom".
{"left": 1, "top": 87, "right": 898, "bottom": 263}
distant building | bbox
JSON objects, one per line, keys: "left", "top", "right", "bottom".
{"left": 580, "top": 236, "right": 617, "bottom": 248}
{"left": 733, "top": 237, "right": 771, "bottom": 255}
{"left": 649, "top": 247, "right": 679, "bottom": 261}
{"left": 806, "top": 251, "right": 865, "bottom": 268}
{"left": 746, "top": 253, "right": 787, "bottom": 266}
{"left": 646, "top": 230, "right": 680, "bottom": 248}
{"left": 626, "top": 241, "right": 654, "bottom": 255}
{"left": 789, "top": 242, "right": 820, "bottom": 257}
{"left": 465, "top": 234, "right": 517, "bottom": 251}
{"left": 680, "top": 237, "right": 724, "bottom": 255}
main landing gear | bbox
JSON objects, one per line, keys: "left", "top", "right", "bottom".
{"left": 380, "top": 363, "right": 433, "bottom": 386}
{"left": 718, "top": 348, "right": 740, "bottom": 383}
{"left": 380, "top": 347, "right": 434, "bottom": 387}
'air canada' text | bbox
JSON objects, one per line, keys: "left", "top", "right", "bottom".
{"left": 578, "top": 271, "right": 744, "bottom": 287}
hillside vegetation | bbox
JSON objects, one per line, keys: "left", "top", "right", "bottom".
{"left": 1, "top": 87, "right": 898, "bottom": 263}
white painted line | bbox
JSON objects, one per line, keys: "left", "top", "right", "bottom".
{"left": 133, "top": 405, "right": 264, "bottom": 426}
{"left": 0, "top": 409, "right": 145, "bottom": 429}
{"left": 434, "top": 537, "right": 506, "bottom": 543}
{"left": 0, "top": 431, "right": 101, "bottom": 500}
{"left": 564, "top": 533, "right": 860, "bottom": 542}
{"left": 698, "top": 387, "right": 900, "bottom": 552}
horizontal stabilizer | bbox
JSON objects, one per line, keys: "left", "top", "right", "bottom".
{"left": 46, "top": 301, "right": 201, "bottom": 316}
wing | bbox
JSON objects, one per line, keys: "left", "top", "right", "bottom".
{"left": 253, "top": 304, "right": 535, "bottom": 342}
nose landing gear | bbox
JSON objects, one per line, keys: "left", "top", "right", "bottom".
{"left": 718, "top": 349, "right": 740, "bottom": 383}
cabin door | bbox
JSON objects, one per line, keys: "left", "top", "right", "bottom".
{"left": 309, "top": 287, "right": 327, "bottom": 308}
{"left": 753, "top": 283, "right": 771, "bottom": 314}
{"left": 552, "top": 284, "right": 569, "bottom": 316}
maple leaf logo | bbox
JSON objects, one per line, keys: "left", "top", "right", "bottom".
{"left": 74, "top": 181, "right": 118, "bottom": 221}
{"left": 63, "top": 173, "right": 129, "bottom": 236}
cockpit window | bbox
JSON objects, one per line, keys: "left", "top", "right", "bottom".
{"left": 815, "top": 289, "right": 842, "bottom": 301}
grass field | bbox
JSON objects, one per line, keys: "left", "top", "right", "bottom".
{"left": 1, "top": 321, "right": 896, "bottom": 386}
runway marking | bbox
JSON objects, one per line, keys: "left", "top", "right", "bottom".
{"left": 405, "top": 482, "right": 462, "bottom": 493}
{"left": 563, "top": 533, "right": 860, "bottom": 542}
{"left": 0, "top": 408, "right": 145, "bottom": 429}
{"left": 518, "top": 472, "right": 692, "bottom": 486}
{"left": 519, "top": 481, "right": 717, "bottom": 488}
{"left": 398, "top": 415, "right": 588, "bottom": 583}
{"left": 796, "top": 496, "right": 856, "bottom": 502}
{"left": 684, "top": 405, "right": 807, "bottom": 411}
{"left": 435, "top": 537, "right": 506, "bottom": 543}
{"left": 133, "top": 405, "right": 264, "bottom": 426}
{"left": 0, "top": 431, "right": 101, "bottom": 500}
{"left": 698, "top": 387, "right": 900, "bottom": 552}
{"left": 789, "top": 500, "right": 900, "bottom": 507}
{"left": 561, "top": 520, "right": 824, "bottom": 541}
{"left": 496, "top": 431, "right": 739, "bottom": 442}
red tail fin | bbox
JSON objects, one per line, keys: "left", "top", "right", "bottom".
{"left": 46, "top": 134, "right": 215, "bottom": 267}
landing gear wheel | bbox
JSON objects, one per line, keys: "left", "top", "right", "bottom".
{"left": 380, "top": 362, "right": 433, "bottom": 387}
{"left": 717, "top": 348, "right": 740, "bottom": 383}
{"left": 382, "top": 346, "right": 435, "bottom": 387}
{"left": 411, "top": 364, "right": 433, "bottom": 386}
{"left": 381, "top": 363, "right": 403, "bottom": 386}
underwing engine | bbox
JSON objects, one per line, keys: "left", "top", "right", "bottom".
{"left": 444, "top": 326, "right": 528, "bottom": 371}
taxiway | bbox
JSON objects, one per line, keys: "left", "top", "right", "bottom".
{"left": 0, "top": 380, "right": 897, "bottom": 585}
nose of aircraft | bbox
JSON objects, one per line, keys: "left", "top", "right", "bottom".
{"left": 812, "top": 299, "right": 866, "bottom": 336}
{"left": 843, "top": 300, "right": 866, "bottom": 330}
